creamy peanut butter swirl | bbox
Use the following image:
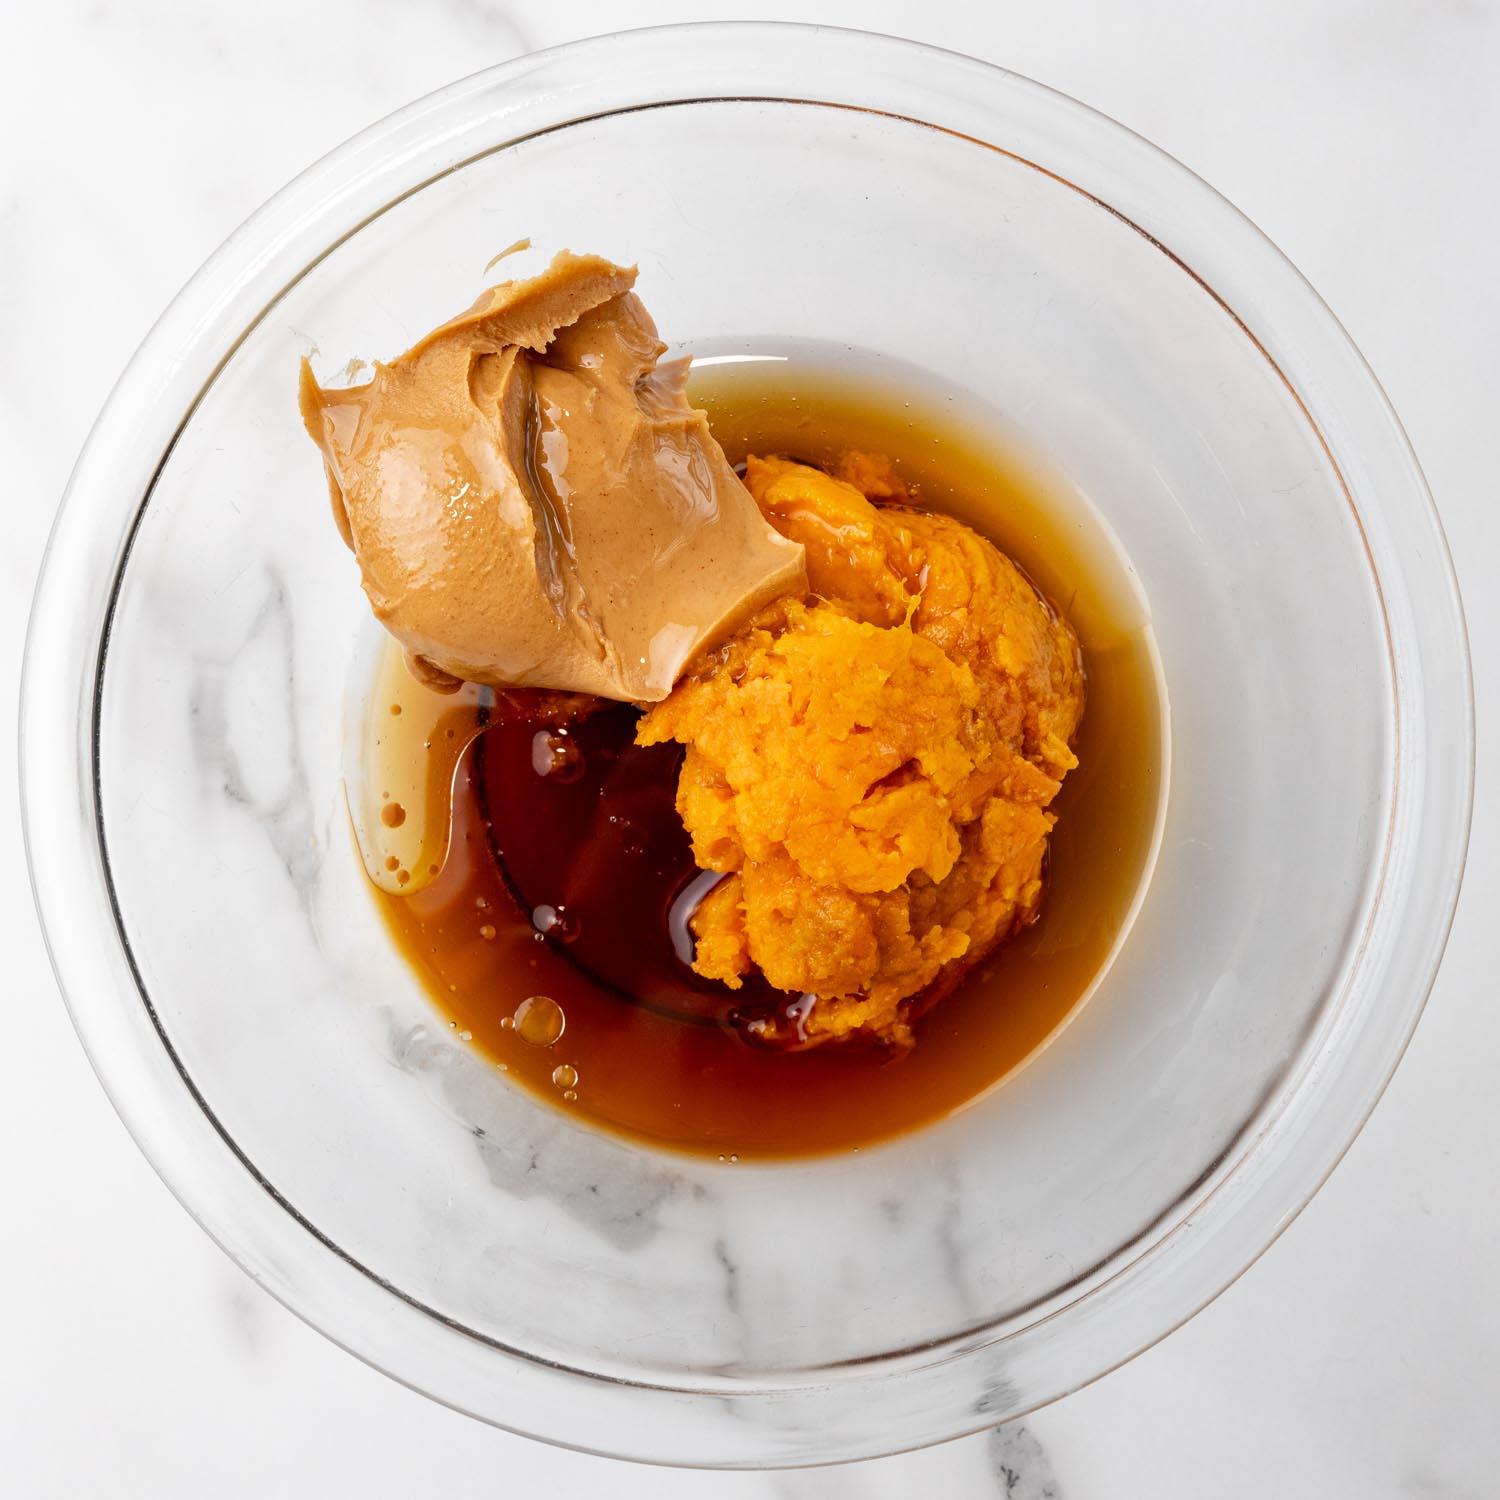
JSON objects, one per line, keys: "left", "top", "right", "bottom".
{"left": 299, "top": 251, "right": 806, "bottom": 700}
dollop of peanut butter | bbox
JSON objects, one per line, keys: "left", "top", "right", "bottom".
{"left": 299, "top": 251, "right": 806, "bottom": 700}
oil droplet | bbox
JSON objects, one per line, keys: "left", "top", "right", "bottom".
{"left": 389, "top": 703, "right": 402, "bottom": 716}
{"left": 396, "top": 869, "right": 410, "bottom": 886}
{"left": 499, "top": 1015, "right": 513, "bottom": 1031}
{"left": 531, "top": 904, "right": 581, "bottom": 942}
{"left": 530, "top": 730, "right": 585, "bottom": 783}
{"left": 513, "top": 995, "right": 565, "bottom": 1047}
{"left": 384, "top": 855, "right": 399, "bottom": 872}
{"left": 475, "top": 896, "right": 489, "bottom": 910}
{"left": 479, "top": 924, "right": 496, "bottom": 940}
{"left": 562, "top": 1089, "right": 577, "bottom": 1102}
{"left": 458, "top": 1028, "right": 472, "bottom": 1042}
{"left": 381, "top": 801, "right": 407, "bottom": 828}
{"left": 551, "top": 1063, "right": 579, "bottom": 1090}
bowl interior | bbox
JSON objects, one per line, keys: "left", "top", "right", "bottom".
{"left": 93, "top": 97, "right": 1392, "bottom": 1439}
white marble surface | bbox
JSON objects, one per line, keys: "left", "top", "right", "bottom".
{"left": 3, "top": 1, "right": 1495, "bottom": 1494}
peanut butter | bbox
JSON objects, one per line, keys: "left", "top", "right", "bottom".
{"left": 299, "top": 252, "right": 806, "bottom": 700}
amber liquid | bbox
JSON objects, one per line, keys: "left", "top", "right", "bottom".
{"left": 375, "top": 362, "right": 1164, "bottom": 1158}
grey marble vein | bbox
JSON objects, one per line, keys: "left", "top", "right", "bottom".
{"left": 392, "top": 1016, "right": 690, "bottom": 1253}
{"left": 987, "top": 1424, "right": 1063, "bottom": 1499}
{"left": 185, "top": 562, "right": 319, "bottom": 897}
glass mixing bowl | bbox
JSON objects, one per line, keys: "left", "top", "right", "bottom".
{"left": 21, "top": 24, "right": 1472, "bottom": 1467}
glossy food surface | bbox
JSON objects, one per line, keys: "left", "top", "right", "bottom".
{"left": 374, "top": 363, "right": 1163, "bottom": 1156}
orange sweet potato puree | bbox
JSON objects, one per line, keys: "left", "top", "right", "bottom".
{"left": 638, "top": 454, "right": 1085, "bottom": 1046}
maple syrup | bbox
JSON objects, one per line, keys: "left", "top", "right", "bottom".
{"left": 371, "top": 359, "right": 1165, "bottom": 1158}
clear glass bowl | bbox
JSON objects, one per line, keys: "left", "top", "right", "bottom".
{"left": 20, "top": 23, "right": 1472, "bottom": 1467}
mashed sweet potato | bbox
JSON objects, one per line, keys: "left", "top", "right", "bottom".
{"left": 636, "top": 454, "right": 1085, "bottom": 1046}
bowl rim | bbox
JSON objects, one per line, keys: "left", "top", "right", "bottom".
{"left": 19, "top": 20, "right": 1474, "bottom": 1468}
